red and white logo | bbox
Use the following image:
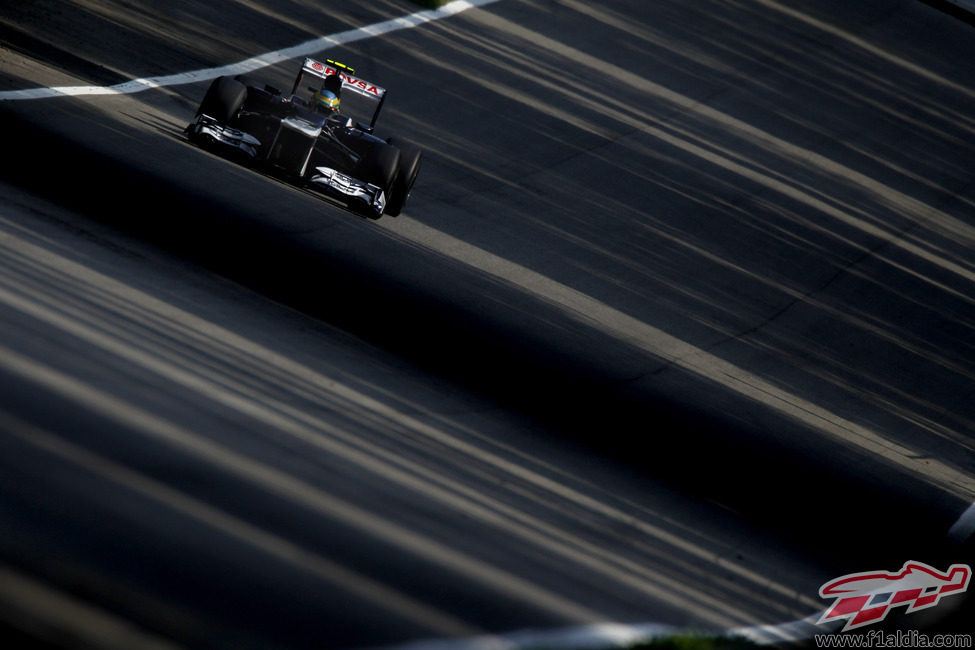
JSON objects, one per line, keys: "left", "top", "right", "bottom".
{"left": 818, "top": 561, "right": 970, "bottom": 631}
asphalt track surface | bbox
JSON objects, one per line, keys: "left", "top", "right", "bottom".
{"left": 2, "top": 0, "right": 975, "bottom": 648}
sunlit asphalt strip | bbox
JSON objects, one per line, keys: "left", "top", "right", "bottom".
{"left": 0, "top": 211, "right": 828, "bottom": 642}
{"left": 0, "top": 410, "right": 477, "bottom": 639}
{"left": 0, "top": 551, "right": 181, "bottom": 650}
{"left": 378, "top": 215, "right": 975, "bottom": 648}
{"left": 0, "top": 0, "right": 501, "bottom": 102}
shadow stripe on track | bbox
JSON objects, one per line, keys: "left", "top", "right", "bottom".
{"left": 4, "top": 95, "right": 971, "bottom": 604}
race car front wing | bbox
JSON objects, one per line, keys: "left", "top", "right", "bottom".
{"left": 308, "top": 166, "right": 386, "bottom": 216}
{"left": 185, "top": 114, "right": 260, "bottom": 159}
{"left": 186, "top": 114, "right": 386, "bottom": 216}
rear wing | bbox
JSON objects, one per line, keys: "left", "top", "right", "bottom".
{"left": 292, "top": 58, "right": 387, "bottom": 127}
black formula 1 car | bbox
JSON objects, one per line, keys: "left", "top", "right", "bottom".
{"left": 185, "top": 58, "right": 421, "bottom": 219}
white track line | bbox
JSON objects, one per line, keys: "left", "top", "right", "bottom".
{"left": 0, "top": 0, "right": 500, "bottom": 101}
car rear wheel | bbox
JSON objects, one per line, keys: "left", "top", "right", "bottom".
{"left": 197, "top": 76, "right": 247, "bottom": 123}
{"left": 385, "top": 138, "right": 422, "bottom": 217}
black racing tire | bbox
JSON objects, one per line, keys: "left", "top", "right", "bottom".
{"left": 361, "top": 143, "right": 401, "bottom": 214}
{"left": 197, "top": 76, "right": 247, "bottom": 123}
{"left": 385, "top": 138, "right": 422, "bottom": 217}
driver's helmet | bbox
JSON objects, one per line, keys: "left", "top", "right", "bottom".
{"left": 312, "top": 88, "right": 340, "bottom": 113}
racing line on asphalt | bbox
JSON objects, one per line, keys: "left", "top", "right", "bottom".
{"left": 3, "top": 0, "right": 972, "bottom": 646}
{"left": 0, "top": 0, "right": 501, "bottom": 102}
